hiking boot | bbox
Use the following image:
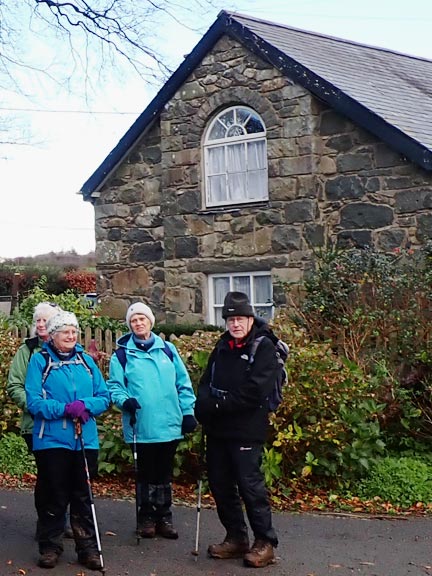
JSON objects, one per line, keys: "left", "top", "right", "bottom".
{"left": 78, "top": 552, "right": 102, "bottom": 570}
{"left": 137, "top": 518, "right": 156, "bottom": 538}
{"left": 243, "top": 539, "right": 276, "bottom": 568}
{"left": 37, "top": 551, "right": 59, "bottom": 569}
{"left": 208, "top": 537, "right": 250, "bottom": 559}
{"left": 155, "top": 519, "right": 178, "bottom": 539}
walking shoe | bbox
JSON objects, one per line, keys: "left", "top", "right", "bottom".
{"left": 78, "top": 552, "right": 102, "bottom": 570}
{"left": 155, "top": 519, "right": 178, "bottom": 539}
{"left": 208, "top": 537, "right": 250, "bottom": 559}
{"left": 243, "top": 539, "right": 276, "bottom": 567}
{"left": 37, "top": 551, "right": 59, "bottom": 569}
{"left": 137, "top": 518, "right": 156, "bottom": 538}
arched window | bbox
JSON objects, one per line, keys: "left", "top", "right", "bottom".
{"left": 203, "top": 106, "right": 268, "bottom": 207}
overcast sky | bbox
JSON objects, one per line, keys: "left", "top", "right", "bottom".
{"left": 1, "top": 0, "right": 432, "bottom": 258}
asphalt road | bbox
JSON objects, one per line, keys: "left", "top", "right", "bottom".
{"left": 1, "top": 489, "right": 432, "bottom": 576}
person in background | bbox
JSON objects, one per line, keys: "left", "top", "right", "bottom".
{"left": 107, "top": 302, "right": 197, "bottom": 540}
{"left": 7, "top": 302, "right": 62, "bottom": 451}
{"left": 195, "top": 291, "right": 279, "bottom": 568}
{"left": 25, "top": 311, "right": 110, "bottom": 570}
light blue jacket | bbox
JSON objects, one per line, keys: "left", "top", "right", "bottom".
{"left": 25, "top": 343, "right": 110, "bottom": 451}
{"left": 107, "top": 333, "right": 196, "bottom": 444}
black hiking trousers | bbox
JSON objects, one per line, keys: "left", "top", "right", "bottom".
{"left": 34, "top": 448, "right": 98, "bottom": 556}
{"left": 206, "top": 436, "right": 278, "bottom": 546}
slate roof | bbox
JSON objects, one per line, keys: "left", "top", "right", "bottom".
{"left": 81, "top": 11, "right": 432, "bottom": 200}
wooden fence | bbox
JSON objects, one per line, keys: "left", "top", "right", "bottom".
{"left": 7, "top": 326, "right": 126, "bottom": 356}
{"left": 7, "top": 326, "right": 172, "bottom": 356}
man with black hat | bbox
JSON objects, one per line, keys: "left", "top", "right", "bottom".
{"left": 195, "top": 291, "right": 279, "bottom": 568}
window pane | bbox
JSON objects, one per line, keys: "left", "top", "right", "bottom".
{"left": 247, "top": 140, "right": 266, "bottom": 169}
{"left": 245, "top": 114, "right": 265, "bottom": 134}
{"left": 213, "top": 277, "right": 230, "bottom": 304}
{"left": 248, "top": 170, "right": 267, "bottom": 200}
{"left": 209, "top": 120, "right": 226, "bottom": 140}
{"left": 233, "top": 276, "right": 250, "bottom": 296}
{"left": 219, "top": 109, "right": 234, "bottom": 128}
{"left": 227, "top": 143, "right": 246, "bottom": 173}
{"left": 254, "top": 276, "right": 272, "bottom": 304}
{"left": 215, "top": 308, "right": 224, "bottom": 327}
{"left": 208, "top": 175, "right": 226, "bottom": 203}
{"left": 228, "top": 172, "right": 247, "bottom": 201}
{"left": 255, "top": 305, "right": 272, "bottom": 321}
{"left": 207, "top": 146, "right": 225, "bottom": 174}
{"left": 236, "top": 107, "right": 252, "bottom": 125}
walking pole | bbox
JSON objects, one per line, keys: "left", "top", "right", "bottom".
{"left": 191, "top": 432, "right": 205, "bottom": 560}
{"left": 75, "top": 420, "right": 106, "bottom": 574}
{"left": 131, "top": 416, "right": 141, "bottom": 545}
{"left": 192, "top": 478, "right": 202, "bottom": 560}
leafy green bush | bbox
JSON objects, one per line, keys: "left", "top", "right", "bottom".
{"left": 358, "top": 456, "right": 432, "bottom": 507}
{"left": 270, "top": 331, "right": 386, "bottom": 484}
{"left": 296, "top": 244, "right": 432, "bottom": 373}
{"left": 0, "top": 433, "right": 36, "bottom": 477}
{"left": 97, "top": 408, "right": 132, "bottom": 475}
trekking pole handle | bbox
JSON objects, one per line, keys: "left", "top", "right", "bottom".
{"left": 74, "top": 418, "right": 82, "bottom": 436}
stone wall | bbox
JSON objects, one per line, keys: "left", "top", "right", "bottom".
{"left": 93, "top": 35, "right": 432, "bottom": 322}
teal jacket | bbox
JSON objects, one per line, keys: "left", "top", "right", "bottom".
{"left": 107, "top": 333, "right": 195, "bottom": 444}
{"left": 7, "top": 337, "right": 42, "bottom": 436}
{"left": 25, "top": 343, "right": 110, "bottom": 451}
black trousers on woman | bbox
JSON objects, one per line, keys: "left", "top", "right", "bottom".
{"left": 206, "top": 436, "right": 278, "bottom": 546}
{"left": 133, "top": 440, "right": 179, "bottom": 523}
{"left": 34, "top": 448, "right": 98, "bottom": 557}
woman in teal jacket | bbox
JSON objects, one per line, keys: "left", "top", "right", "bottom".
{"left": 25, "top": 311, "right": 110, "bottom": 571}
{"left": 107, "top": 302, "right": 196, "bottom": 540}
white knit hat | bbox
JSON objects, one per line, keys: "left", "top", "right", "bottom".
{"left": 46, "top": 311, "right": 79, "bottom": 335}
{"left": 126, "top": 302, "right": 155, "bottom": 330}
{"left": 33, "top": 302, "right": 62, "bottom": 322}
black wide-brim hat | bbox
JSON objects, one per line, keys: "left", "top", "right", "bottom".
{"left": 222, "top": 291, "right": 254, "bottom": 319}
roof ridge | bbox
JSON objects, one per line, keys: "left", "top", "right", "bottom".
{"left": 225, "top": 10, "right": 432, "bottom": 64}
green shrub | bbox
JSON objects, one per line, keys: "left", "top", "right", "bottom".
{"left": 0, "top": 433, "right": 36, "bottom": 477}
{"left": 358, "top": 456, "right": 432, "bottom": 507}
{"left": 270, "top": 334, "right": 386, "bottom": 484}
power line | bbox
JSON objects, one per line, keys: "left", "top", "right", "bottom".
{"left": 0, "top": 106, "right": 140, "bottom": 115}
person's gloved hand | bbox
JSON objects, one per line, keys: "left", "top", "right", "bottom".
{"left": 80, "top": 410, "right": 90, "bottom": 424}
{"left": 182, "top": 414, "right": 198, "bottom": 434}
{"left": 123, "top": 398, "right": 141, "bottom": 426}
{"left": 122, "top": 398, "right": 141, "bottom": 413}
{"left": 64, "top": 400, "right": 87, "bottom": 420}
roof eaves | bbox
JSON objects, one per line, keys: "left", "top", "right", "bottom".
{"left": 80, "top": 11, "right": 231, "bottom": 202}
{"left": 225, "top": 15, "right": 432, "bottom": 172}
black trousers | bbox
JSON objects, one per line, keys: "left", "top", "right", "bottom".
{"left": 206, "top": 436, "right": 278, "bottom": 546}
{"left": 131, "top": 441, "right": 178, "bottom": 522}
{"left": 34, "top": 448, "right": 98, "bottom": 555}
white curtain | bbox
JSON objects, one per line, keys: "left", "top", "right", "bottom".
{"left": 247, "top": 140, "right": 267, "bottom": 200}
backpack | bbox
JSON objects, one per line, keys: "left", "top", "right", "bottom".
{"left": 25, "top": 336, "right": 40, "bottom": 360}
{"left": 247, "top": 335, "right": 289, "bottom": 412}
{"left": 39, "top": 349, "right": 93, "bottom": 384}
{"left": 114, "top": 341, "right": 174, "bottom": 384}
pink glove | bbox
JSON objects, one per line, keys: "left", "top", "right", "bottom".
{"left": 64, "top": 400, "right": 87, "bottom": 420}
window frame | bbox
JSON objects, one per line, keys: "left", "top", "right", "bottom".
{"left": 203, "top": 105, "right": 268, "bottom": 208}
{"left": 208, "top": 271, "right": 273, "bottom": 326}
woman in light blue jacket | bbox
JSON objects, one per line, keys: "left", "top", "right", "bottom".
{"left": 25, "top": 311, "right": 110, "bottom": 571}
{"left": 107, "top": 302, "right": 196, "bottom": 540}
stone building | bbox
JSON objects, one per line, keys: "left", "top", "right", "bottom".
{"left": 80, "top": 11, "right": 432, "bottom": 326}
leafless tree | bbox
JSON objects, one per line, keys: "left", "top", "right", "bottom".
{"left": 0, "top": 0, "right": 221, "bottom": 148}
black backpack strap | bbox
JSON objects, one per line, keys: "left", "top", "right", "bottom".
{"left": 25, "top": 336, "right": 39, "bottom": 361}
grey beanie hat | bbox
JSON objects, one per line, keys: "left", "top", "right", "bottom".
{"left": 222, "top": 291, "right": 254, "bottom": 319}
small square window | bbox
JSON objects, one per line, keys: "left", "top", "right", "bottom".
{"left": 209, "top": 272, "right": 273, "bottom": 327}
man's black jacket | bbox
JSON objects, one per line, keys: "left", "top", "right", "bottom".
{"left": 195, "top": 320, "right": 279, "bottom": 444}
